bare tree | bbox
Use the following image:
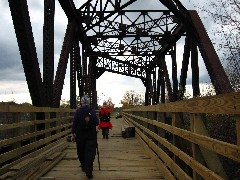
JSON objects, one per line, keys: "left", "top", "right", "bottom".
{"left": 196, "top": 0, "right": 240, "bottom": 91}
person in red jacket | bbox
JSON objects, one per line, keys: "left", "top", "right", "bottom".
{"left": 98, "top": 102, "right": 112, "bottom": 139}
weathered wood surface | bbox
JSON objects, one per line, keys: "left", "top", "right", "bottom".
{"left": 41, "top": 118, "right": 165, "bottom": 180}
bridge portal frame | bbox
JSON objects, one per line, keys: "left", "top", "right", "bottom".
{"left": 8, "top": 0, "right": 233, "bottom": 109}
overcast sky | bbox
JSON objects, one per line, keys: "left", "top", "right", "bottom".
{"left": 0, "top": 0, "right": 217, "bottom": 107}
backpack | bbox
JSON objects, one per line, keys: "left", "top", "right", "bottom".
{"left": 78, "top": 109, "right": 95, "bottom": 131}
{"left": 100, "top": 108, "right": 109, "bottom": 122}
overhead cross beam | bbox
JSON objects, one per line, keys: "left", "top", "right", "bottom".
{"left": 8, "top": 0, "right": 233, "bottom": 109}
{"left": 80, "top": 0, "right": 138, "bottom": 33}
{"left": 95, "top": 55, "right": 146, "bottom": 79}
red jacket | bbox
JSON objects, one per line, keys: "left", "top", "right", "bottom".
{"left": 98, "top": 108, "right": 113, "bottom": 129}
{"left": 98, "top": 121, "right": 113, "bottom": 129}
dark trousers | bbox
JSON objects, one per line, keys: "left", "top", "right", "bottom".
{"left": 102, "top": 127, "right": 109, "bottom": 138}
{"left": 76, "top": 137, "right": 97, "bottom": 174}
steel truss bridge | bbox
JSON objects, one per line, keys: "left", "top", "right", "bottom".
{"left": 8, "top": 0, "right": 233, "bottom": 109}
{"left": 1, "top": 1, "right": 239, "bottom": 179}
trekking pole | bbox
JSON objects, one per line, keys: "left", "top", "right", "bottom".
{"left": 96, "top": 142, "right": 101, "bottom": 170}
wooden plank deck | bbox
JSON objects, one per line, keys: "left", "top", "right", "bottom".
{"left": 41, "top": 118, "right": 165, "bottom": 180}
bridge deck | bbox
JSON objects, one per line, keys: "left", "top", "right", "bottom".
{"left": 41, "top": 118, "right": 164, "bottom": 180}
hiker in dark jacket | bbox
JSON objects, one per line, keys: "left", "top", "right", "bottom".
{"left": 71, "top": 95, "right": 99, "bottom": 179}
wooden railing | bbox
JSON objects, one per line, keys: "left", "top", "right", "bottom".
{"left": 123, "top": 91, "right": 240, "bottom": 180}
{"left": 0, "top": 105, "right": 75, "bottom": 179}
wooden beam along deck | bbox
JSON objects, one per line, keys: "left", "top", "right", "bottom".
{"left": 41, "top": 118, "right": 165, "bottom": 180}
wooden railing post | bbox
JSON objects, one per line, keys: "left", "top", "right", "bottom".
{"left": 13, "top": 112, "right": 21, "bottom": 160}
{"left": 45, "top": 112, "right": 51, "bottom": 138}
{"left": 149, "top": 111, "right": 157, "bottom": 144}
{"left": 194, "top": 114, "right": 227, "bottom": 179}
{"left": 190, "top": 113, "right": 197, "bottom": 180}
{"left": 172, "top": 112, "right": 176, "bottom": 163}
{"left": 56, "top": 112, "right": 61, "bottom": 134}
{"left": 157, "top": 112, "right": 165, "bottom": 149}
{"left": 143, "top": 111, "right": 148, "bottom": 137}
{"left": 236, "top": 115, "right": 240, "bottom": 146}
{"left": 28, "top": 112, "right": 36, "bottom": 143}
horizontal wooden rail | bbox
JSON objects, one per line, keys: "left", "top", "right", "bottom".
{"left": 125, "top": 91, "right": 240, "bottom": 114}
{"left": 0, "top": 105, "right": 76, "bottom": 113}
{"left": 0, "top": 105, "right": 74, "bottom": 176}
{"left": 0, "top": 123, "right": 71, "bottom": 147}
{"left": 123, "top": 91, "right": 240, "bottom": 179}
{"left": 124, "top": 115, "right": 223, "bottom": 180}
{"left": 0, "top": 117, "right": 72, "bottom": 131}
{"left": 124, "top": 113, "right": 240, "bottom": 162}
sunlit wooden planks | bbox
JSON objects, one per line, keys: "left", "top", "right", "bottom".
{"left": 41, "top": 118, "right": 165, "bottom": 179}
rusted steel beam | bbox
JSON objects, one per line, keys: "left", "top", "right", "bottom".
{"left": 75, "top": 42, "right": 83, "bottom": 98}
{"left": 62, "top": 0, "right": 95, "bottom": 99}
{"left": 148, "top": 24, "right": 184, "bottom": 70}
{"left": 70, "top": 40, "right": 77, "bottom": 109}
{"left": 82, "top": 0, "right": 138, "bottom": 33}
{"left": 153, "top": 68, "right": 157, "bottom": 105}
{"left": 93, "top": 52, "right": 144, "bottom": 70}
{"left": 171, "top": 44, "right": 178, "bottom": 101}
{"left": 8, "top": 0, "right": 45, "bottom": 107}
{"left": 158, "top": 56, "right": 173, "bottom": 102}
{"left": 161, "top": 77, "right": 166, "bottom": 103}
{"left": 179, "top": 36, "right": 190, "bottom": 99}
{"left": 58, "top": 0, "right": 77, "bottom": 21}
{"left": 145, "top": 73, "right": 152, "bottom": 106}
{"left": 95, "top": 54, "right": 146, "bottom": 79}
{"left": 91, "top": 57, "right": 98, "bottom": 109}
{"left": 88, "top": 57, "right": 97, "bottom": 109}
{"left": 157, "top": 62, "right": 166, "bottom": 104}
{"left": 156, "top": 69, "right": 161, "bottom": 104}
{"left": 43, "top": 0, "right": 55, "bottom": 107}
{"left": 95, "top": 67, "right": 105, "bottom": 79}
{"left": 87, "top": 60, "right": 92, "bottom": 104}
{"left": 190, "top": 37, "right": 200, "bottom": 97}
{"left": 59, "top": 0, "right": 91, "bottom": 49}
{"left": 53, "top": 21, "right": 76, "bottom": 107}
{"left": 82, "top": 45, "right": 88, "bottom": 95}
{"left": 189, "top": 11, "right": 233, "bottom": 94}
{"left": 158, "top": 0, "right": 198, "bottom": 41}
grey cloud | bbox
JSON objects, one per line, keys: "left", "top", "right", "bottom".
{"left": 0, "top": 19, "right": 23, "bottom": 80}
{"left": 0, "top": 41, "right": 21, "bottom": 68}
{"left": 0, "top": 66, "right": 26, "bottom": 81}
{"left": 27, "top": 1, "right": 43, "bottom": 12}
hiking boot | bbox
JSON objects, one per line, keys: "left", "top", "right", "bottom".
{"left": 86, "top": 173, "right": 93, "bottom": 179}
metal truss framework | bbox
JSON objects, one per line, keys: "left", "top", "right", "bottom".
{"left": 8, "top": 0, "right": 233, "bottom": 108}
